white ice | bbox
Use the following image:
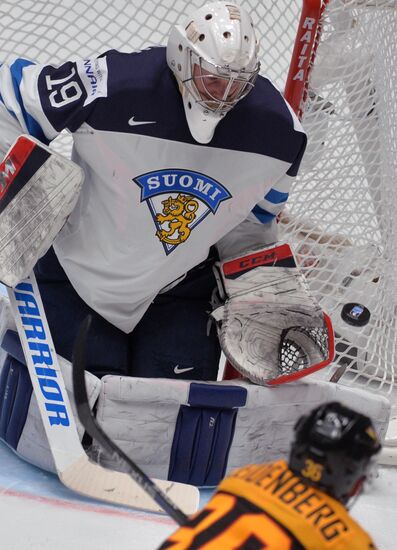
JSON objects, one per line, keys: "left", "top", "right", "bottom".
{"left": 0, "top": 441, "right": 176, "bottom": 550}
{"left": 0, "top": 440, "right": 397, "bottom": 550}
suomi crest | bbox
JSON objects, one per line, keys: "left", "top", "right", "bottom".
{"left": 134, "top": 168, "right": 231, "bottom": 254}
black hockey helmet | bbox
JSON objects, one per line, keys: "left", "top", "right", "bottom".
{"left": 289, "top": 402, "right": 381, "bottom": 504}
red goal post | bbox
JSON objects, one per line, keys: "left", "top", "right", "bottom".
{"left": 284, "top": 0, "right": 323, "bottom": 117}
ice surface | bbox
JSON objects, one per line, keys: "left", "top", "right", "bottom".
{"left": 0, "top": 442, "right": 175, "bottom": 550}
{"left": 0, "top": 441, "right": 396, "bottom": 549}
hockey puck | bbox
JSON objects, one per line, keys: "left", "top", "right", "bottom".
{"left": 341, "top": 303, "right": 370, "bottom": 327}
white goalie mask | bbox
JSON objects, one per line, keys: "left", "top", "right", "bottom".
{"left": 167, "top": 2, "right": 260, "bottom": 143}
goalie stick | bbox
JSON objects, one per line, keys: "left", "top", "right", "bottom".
{"left": 7, "top": 273, "right": 199, "bottom": 518}
{"left": 72, "top": 314, "right": 190, "bottom": 524}
{"left": 1, "top": 136, "right": 199, "bottom": 517}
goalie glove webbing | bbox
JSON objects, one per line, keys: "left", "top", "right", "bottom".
{"left": 212, "top": 243, "right": 334, "bottom": 386}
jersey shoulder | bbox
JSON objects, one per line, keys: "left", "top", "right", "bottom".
{"left": 215, "top": 75, "right": 305, "bottom": 164}
{"left": 255, "top": 74, "right": 303, "bottom": 132}
{"left": 102, "top": 46, "right": 168, "bottom": 93}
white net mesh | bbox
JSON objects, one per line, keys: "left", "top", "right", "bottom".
{"left": 1, "top": 1, "right": 396, "bottom": 417}
{"left": 0, "top": 0, "right": 300, "bottom": 87}
{"left": 280, "top": 0, "right": 397, "bottom": 415}
{"left": 0, "top": 0, "right": 303, "bottom": 156}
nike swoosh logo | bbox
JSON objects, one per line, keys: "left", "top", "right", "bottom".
{"left": 174, "top": 365, "right": 194, "bottom": 374}
{"left": 128, "top": 116, "right": 156, "bottom": 126}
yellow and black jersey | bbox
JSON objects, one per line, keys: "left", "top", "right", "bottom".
{"left": 159, "top": 460, "right": 377, "bottom": 550}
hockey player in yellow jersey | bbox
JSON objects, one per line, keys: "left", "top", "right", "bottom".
{"left": 159, "top": 402, "right": 380, "bottom": 549}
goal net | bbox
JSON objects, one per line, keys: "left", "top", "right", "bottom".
{"left": 282, "top": 0, "right": 397, "bottom": 463}
{"left": 1, "top": 0, "right": 396, "bottom": 456}
{"left": 283, "top": 1, "right": 397, "bottom": 411}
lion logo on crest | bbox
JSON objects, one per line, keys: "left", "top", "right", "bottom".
{"left": 155, "top": 193, "right": 199, "bottom": 244}
{"left": 134, "top": 168, "right": 232, "bottom": 254}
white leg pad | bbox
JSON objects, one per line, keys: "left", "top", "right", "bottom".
{"left": 91, "top": 375, "right": 390, "bottom": 485}
{"left": 1, "top": 288, "right": 101, "bottom": 472}
{"left": 0, "top": 293, "right": 15, "bottom": 367}
{"left": 15, "top": 355, "right": 101, "bottom": 472}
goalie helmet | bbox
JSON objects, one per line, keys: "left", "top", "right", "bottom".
{"left": 167, "top": 1, "right": 260, "bottom": 143}
{"left": 289, "top": 402, "right": 381, "bottom": 504}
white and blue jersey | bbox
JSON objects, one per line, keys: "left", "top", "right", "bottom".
{"left": 0, "top": 47, "right": 306, "bottom": 333}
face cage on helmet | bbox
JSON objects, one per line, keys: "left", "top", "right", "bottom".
{"left": 183, "top": 50, "right": 260, "bottom": 115}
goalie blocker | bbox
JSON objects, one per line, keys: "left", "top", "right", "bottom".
{"left": 0, "top": 135, "right": 83, "bottom": 287}
{"left": 212, "top": 243, "right": 334, "bottom": 385}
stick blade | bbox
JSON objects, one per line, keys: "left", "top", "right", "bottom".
{"left": 71, "top": 315, "right": 200, "bottom": 517}
{"left": 60, "top": 454, "right": 200, "bottom": 516}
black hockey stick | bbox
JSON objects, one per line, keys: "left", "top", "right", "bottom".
{"left": 72, "top": 315, "right": 189, "bottom": 525}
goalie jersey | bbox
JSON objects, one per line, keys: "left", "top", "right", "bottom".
{"left": 0, "top": 48, "right": 306, "bottom": 332}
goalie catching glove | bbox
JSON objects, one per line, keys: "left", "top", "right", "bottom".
{"left": 211, "top": 243, "right": 334, "bottom": 385}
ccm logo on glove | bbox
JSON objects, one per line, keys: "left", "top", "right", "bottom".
{"left": 223, "top": 244, "right": 296, "bottom": 278}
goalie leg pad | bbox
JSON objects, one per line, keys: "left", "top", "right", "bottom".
{"left": 0, "top": 329, "right": 101, "bottom": 472}
{"left": 0, "top": 354, "right": 32, "bottom": 449}
{"left": 0, "top": 291, "right": 15, "bottom": 364}
{"left": 168, "top": 383, "right": 247, "bottom": 485}
{"left": 91, "top": 376, "right": 247, "bottom": 486}
{"left": 91, "top": 375, "right": 390, "bottom": 487}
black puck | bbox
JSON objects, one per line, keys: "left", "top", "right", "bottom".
{"left": 341, "top": 303, "right": 371, "bottom": 327}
